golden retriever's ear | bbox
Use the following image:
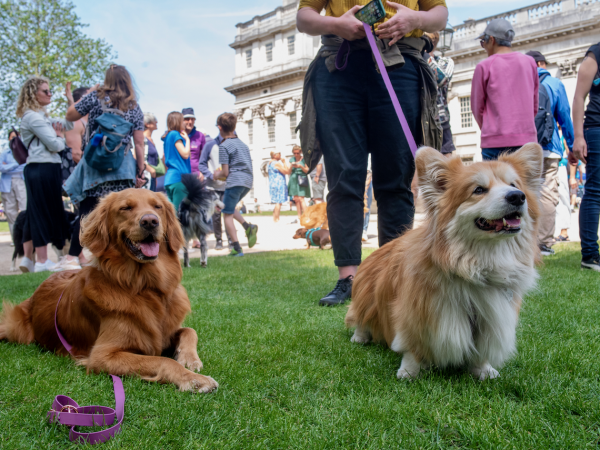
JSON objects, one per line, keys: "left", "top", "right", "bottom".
{"left": 500, "top": 143, "right": 543, "bottom": 191}
{"left": 416, "top": 146, "right": 452, "bottom": 209}
{"left": 80, "top": 194, "right": 113, "bottom": 256}
{"left": 159, "top": 193, "right": 185, "bottom": 253}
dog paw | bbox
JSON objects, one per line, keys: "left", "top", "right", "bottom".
{"left": 350, "top": 330, "right": 371, "bottom": 344}
{"left": 397, "top": 368, "right": 418, "bottom": 379}
{"left": 175, "top": 350, "right": 203, "bottom": 372}
{"left": 179, "top": 374, "right": 218, "bottom": 394}
{"left": 200, "top": 261, "right": 207, "bottom": 268}
{"left": 471, "top": 364, "right": 500, "bottom": 381}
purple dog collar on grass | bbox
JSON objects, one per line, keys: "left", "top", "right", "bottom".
{"left": 48, "top": 292, "right": 125, "bottom": 445}
{"left": 335, "top": 24, "right": 418, "bottom": 158}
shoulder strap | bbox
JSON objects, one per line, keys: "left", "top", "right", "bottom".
{"left": 539, "top": 73, "right": 551, "bottom": 84}
{"left": 99, "top": 97, "right": 126, "bottom": 117}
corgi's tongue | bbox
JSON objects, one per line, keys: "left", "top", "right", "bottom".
{"left": 493, "top": 217, "right": 521, "bottom": 231}
{"left": 139, "top": 242, "right": 159, "bottom": 257}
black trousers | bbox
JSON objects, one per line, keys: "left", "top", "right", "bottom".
{"left": 23, "top": 163, "right": 68, "bottom": 249}
{"left": 68, "top": 196, "right": 99, "bottom": 257}
{"left": 313, "top": 49, "right": 421, "bottom": 266}
{"left": 212, "top": 190, "right": 229, "bottom": 242}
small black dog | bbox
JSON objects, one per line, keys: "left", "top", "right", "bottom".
{"left": 11, "top": 210, "right": 77, "bottom": 272}
{"left": 178, "top": 174, "right": 224, "bottom": 268}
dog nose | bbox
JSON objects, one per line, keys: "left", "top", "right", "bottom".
{"left": 505, "top": 190, "right": 526, "bottom": 206}
{"left": 140, "top": 214, "right": 159, "bottom": 230}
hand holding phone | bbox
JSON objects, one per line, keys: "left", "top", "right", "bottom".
{"left": 354, "top": 0, "right": 386, "bottom": 26}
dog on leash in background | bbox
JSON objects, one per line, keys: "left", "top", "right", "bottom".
{"left": 10, "top": 210, "right": 76, "bottom": 272}
{"left": 293, "top": 227, "right": 331, "bottom": 249}
{"left": 178, "top": 174, "right": 225, "bottom": 268}
{"left": 346, "top": 144, "right": 542, "bottom": 381}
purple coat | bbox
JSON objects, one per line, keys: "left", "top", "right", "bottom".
{"left": 188, "top": 127, "right": 206, "bottom": 175}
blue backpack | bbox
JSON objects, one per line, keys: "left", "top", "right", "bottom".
{"left": 84, "top": 99, "right": 134, "bottom": 172}
{"left": 535, "top": 73, "right": 555, "bottom": 147}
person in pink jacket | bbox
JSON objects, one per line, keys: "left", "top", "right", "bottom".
{"left": 470, "top": 19, "right": 539, "bottom": 161}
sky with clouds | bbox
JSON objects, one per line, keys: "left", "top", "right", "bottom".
{"left": 71, "top": 0, "right": 538, "bottom": 140}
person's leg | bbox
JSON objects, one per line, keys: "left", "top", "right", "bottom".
{"left": 313, "top": 50, "right": 369, "bottom": 279}
{"left": 294, "top": 196, "right": 305, "bottom": 222}
{"left": 223, "top": 213, "right": 238, "bottom": 247}
{"left": 556, "top": 164, "right": 571, "bottom": 239}
{"left": 213, "top": 191, "right": 224, "bottom": 242}
{"left": 3, "top": 188, "right": 17, "bottom": 240}
{"left": 273, "top": 203, "right": 281, "bottom": 222}
{"left": 537, "top": 158, "right": 560, "bottom": 252}
{"left": 222, "top": 187, "right": 253, "bottom": 254}
{"left": 363, "top": 181, "right": 373, "bottom": 236}
{"left": 580, "top": 128, "right": 600, "bottom": 266}
{"left": 369, "top": 56, "right": 421, "bottom": 248}
{"left": 66, "top": 196, "right": 99, "bottom": 263}
{"left": 171, "top": 182, "right": 188, "bottom": 212}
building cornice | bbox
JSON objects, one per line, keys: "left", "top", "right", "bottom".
{"left": 230, "top": 2, "right": 298, "bottom": 49}
{"left": 224, "top": 67, "right": 308, "bottom": 96}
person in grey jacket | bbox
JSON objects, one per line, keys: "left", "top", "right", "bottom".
{"left": 16, "top": 76, "right": 74, "bottom": 273}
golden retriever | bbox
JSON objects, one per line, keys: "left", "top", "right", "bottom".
{"left": 346, "top": 144, "right": 542, "bottom": 380}
{"left": 0, "top": 189, "right": 218, "bottom": 393}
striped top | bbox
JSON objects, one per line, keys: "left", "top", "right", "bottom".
{"left": 219, "top": 138, "right": 253, "bottom": 190}
{"left": 298, "top": 0, "right": 447, "bottom": 38}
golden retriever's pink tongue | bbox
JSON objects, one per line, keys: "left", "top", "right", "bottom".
{"left": 140, "top": 242, "right": 159, "bottom": 257}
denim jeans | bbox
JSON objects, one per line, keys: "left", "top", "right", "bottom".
{"left": 363, "top": 180, "right": 373, "bottom": 233}
{"left": 481, "top": 146, "right": 521, "bottom": 161}
{"left": 313, "top": 48, "right": 421, "bottom": 266}
{"left": 580, "top": 127, "right": 600, "bottom": 260}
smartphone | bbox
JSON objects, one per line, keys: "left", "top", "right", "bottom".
{"left": 354, "top": 0, "right": 386, "bottom": 26}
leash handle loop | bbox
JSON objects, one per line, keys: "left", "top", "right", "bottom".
{"left": 50, "top": 292, "right": 125, "bottom": 444}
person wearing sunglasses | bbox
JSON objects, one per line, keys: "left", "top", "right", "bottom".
{"left": 471, "top": 19, "right": 539, "bottom": 161}
{"left": 15, "top": 76, "right": 74, "bottom": 273}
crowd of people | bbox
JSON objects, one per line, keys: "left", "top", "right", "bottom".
{"left": 1, "top": 3, "right": 600, "bottom": 307}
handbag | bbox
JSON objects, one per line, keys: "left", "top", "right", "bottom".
{"left": 9, "top": 127, "right": 36, "bottom": 165}
{"left": 149, "top": 159, "right": 166, "bottom": 177}
{"left": 84, "top": 99, "right": 134, "bottom": 172}
{"left": 297, "top": 173, "right": 309, "bottom": 188}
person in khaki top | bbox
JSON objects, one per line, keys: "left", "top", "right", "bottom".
{"left": 296, "top": 0, "right": 448, "bottom": 306}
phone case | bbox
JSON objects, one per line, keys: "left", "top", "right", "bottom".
{"left": 354, "top": 0, "right": 386, "bottom": 26}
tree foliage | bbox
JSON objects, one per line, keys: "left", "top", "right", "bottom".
{"left": 0, "top": 0, "right": 115, "bottom": 134}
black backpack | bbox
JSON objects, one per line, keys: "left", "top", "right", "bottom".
{"left": 535, "top": 73, "right": 554, "bottom": 147}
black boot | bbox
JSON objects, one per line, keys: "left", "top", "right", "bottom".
{"left": 319, "top": 276, "right": 353, "bottom": 306}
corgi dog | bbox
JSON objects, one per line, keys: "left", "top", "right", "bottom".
{"left": 345, "top": 144, "right": 542, "bottom": 380}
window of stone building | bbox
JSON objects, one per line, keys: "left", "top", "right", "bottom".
{"left": 247, "top": 121, "right": 253, "bottom": 145}
{"left": 289, "top": 112, "right": 297, "bottom": 139}
{"left": 246, "top": 50, "right": 252, "bottom": 68}
{"left": 266, "top": 43, "right": 273, "bottom": 62}
{"left": 460, "top": 97, "right": 473, "bottom": 128}
{"left": 287, "top": 35, "right": 295, "bottom": 55}
{"left": 268, "top": 118, "right": 276, "bottom": 143}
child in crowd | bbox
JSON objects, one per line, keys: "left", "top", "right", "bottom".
{"left": 163, "top": 111, "right": 191, "bottom": 210}
{"left": 213, "top": 113, "right": 257, "bottom": 256}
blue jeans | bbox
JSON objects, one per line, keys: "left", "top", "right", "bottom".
{"left": 222, "top": 186, "right": 250, "bottom": 214}
{"left": 481, "top": 146, "right": 521, "bottom": 161}
{"left": 363, "top": 180, "right": 373, "bottom": 233}
{"left": 580, "top": 127, "right": 600, "bottom": 260}
{"left": 313, "top": 48, "right": 420, "bottom": 266}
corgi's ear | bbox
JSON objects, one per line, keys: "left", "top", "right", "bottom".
{"left": 416, "top": 147, "right": 452, "bottom": 208}
{"left": 500, "top": 143, "right": 543, "bottom": 191}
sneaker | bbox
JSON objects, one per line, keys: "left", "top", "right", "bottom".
{"left": 51, "top": 257, "right": 82, "bottom": 272}
{"left": 362, "top": 232, "right": 369, "bottom": 242}
{"left": 215, "top": 240, "right": 224, "bottom": 250}
{"left": 319, "top": 275, "right": 353, "bottom": 306}
{"left": 556, "top": 235, "right": 569, "bottom": 242}
{"left": 539, "top": 244, "right": 555, "bottom": 256}
{"left": 245, "top": 224, "right": 258, "bottom": 248}
{"left": 581, "top": 257, "right": 600, "bottom": 272}
{"left": 19, "top": 256, "right": 35, "bottom": 274}
{"left": 35, "top": 259, "right": 57, "bottom": 273}
{"left": 228, "top": 249, "right": 244, "bottom": 257}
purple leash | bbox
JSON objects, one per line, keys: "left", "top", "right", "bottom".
{"left": 335, "top": 24, "right": 419, "bottom": 158}
{"left": 47, "top": 292, "right": 125, "bottom": 444}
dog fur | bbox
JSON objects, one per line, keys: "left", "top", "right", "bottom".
{"left": 345, "top": 144, "right": 543, "bottom": 381}
{"left": 300, "top": 202, "right": 328, "bottom": 230}
{"left": 293, "top": 227, "right": 331, "bottom": 249}
{"left": 0, "top": 189, "right": 218, "bottom": 393}
{"left": 178, "top": 174, "right": 224, "bottom": 268}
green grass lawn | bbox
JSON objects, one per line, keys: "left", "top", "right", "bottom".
{"left": 0, "top": 221, "right": 9, "bottom": 233}
{"left": 1, "top": 243, "right": 600, "bottom": 449}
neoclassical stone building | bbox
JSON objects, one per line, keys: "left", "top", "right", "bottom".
{"left": 226, "top": 0, "right": 600, "bottom": 204}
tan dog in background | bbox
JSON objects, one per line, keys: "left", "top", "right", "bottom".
{"left": 346, "top": 144, "right": 542, "bottom": 381}
{"left": 301, "top": 202, "right": 328, "bottom": 230}
{"left": 0, "top": 189, "right": 218, "bottom": 393}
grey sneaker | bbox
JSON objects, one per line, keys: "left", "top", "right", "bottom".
{"left": 581, "top": 257, "right": 600, "bottom": 272}
{"left": 539, "top": 244, "right": 555, "bottom": 256}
